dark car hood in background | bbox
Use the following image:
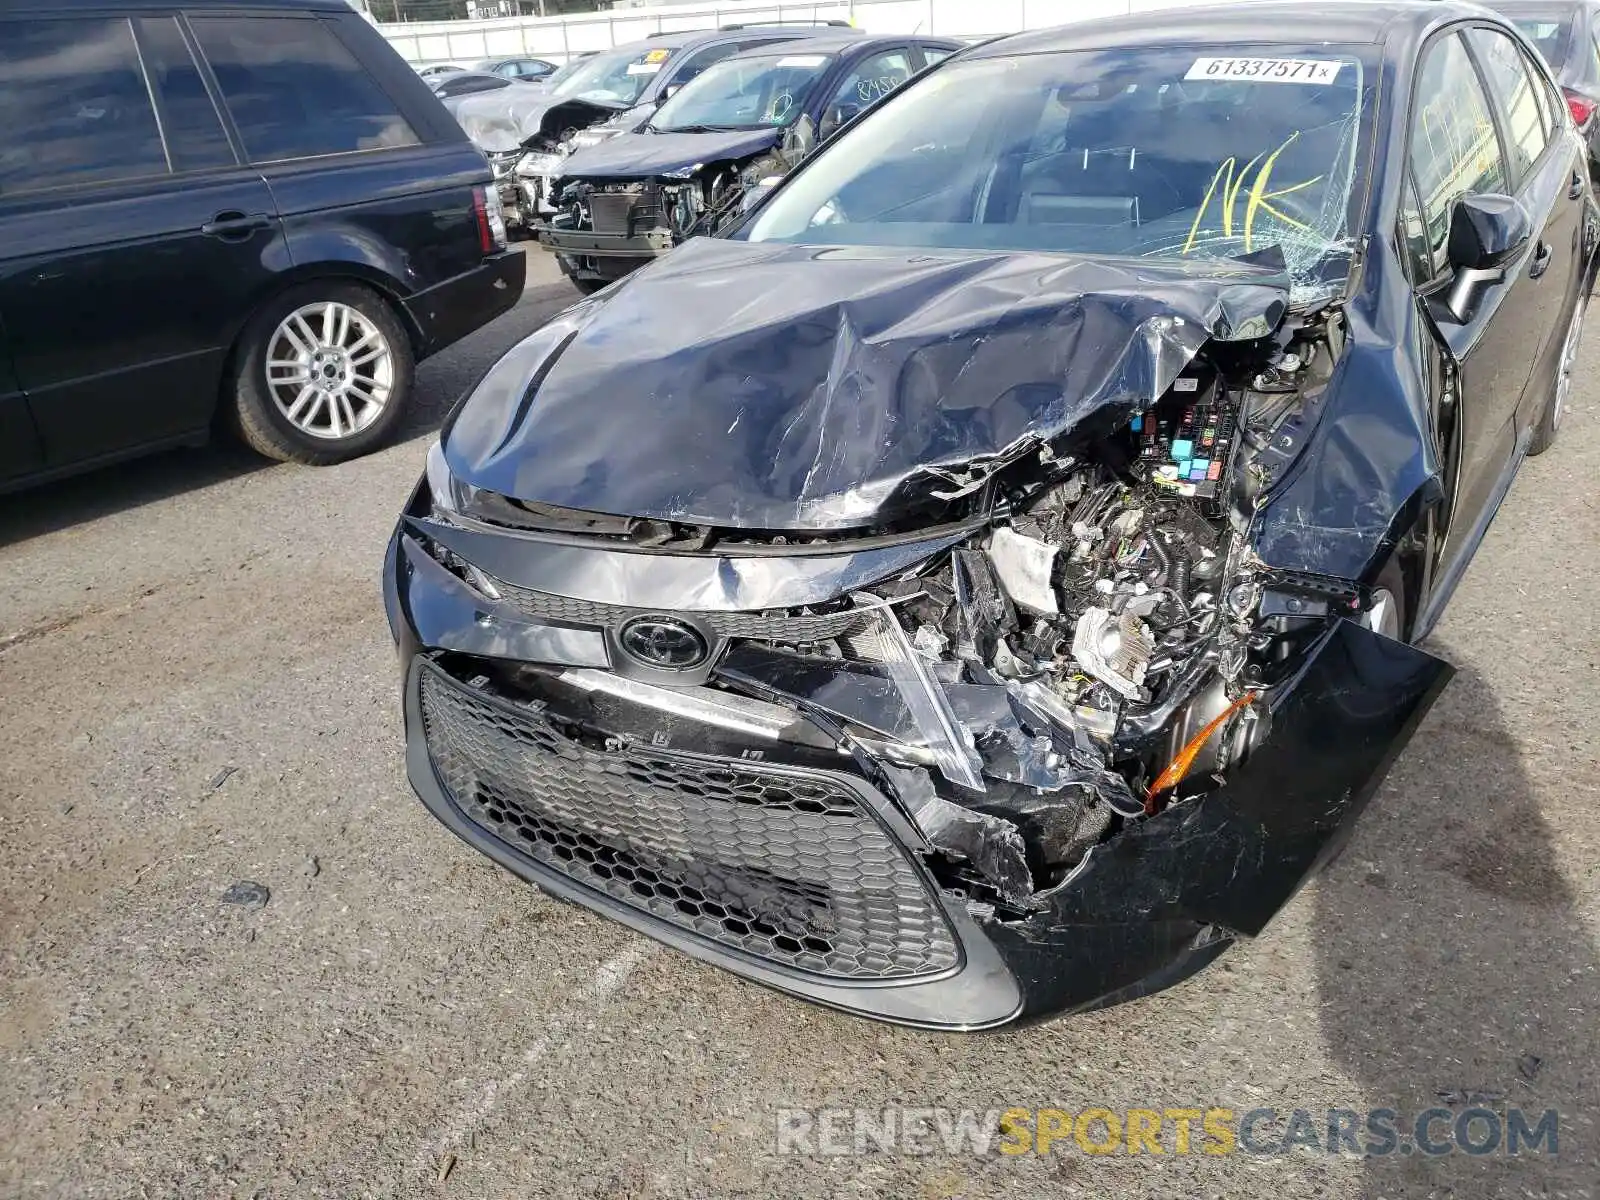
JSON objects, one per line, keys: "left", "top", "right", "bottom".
{"left": 444, "top": 237, "right": 1290, "bottom": 530}
{"left": 560, "top": 127, "right": 782, "bottom": 180}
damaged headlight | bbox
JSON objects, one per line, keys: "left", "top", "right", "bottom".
{"left": 425, "top": 440, "right": 484, "bottom": 518}
{"left": 569, "top": 127, "right": 620, "bottom": 151}
{"left": 515, "top": 151, "right": 565, "bottom": 177}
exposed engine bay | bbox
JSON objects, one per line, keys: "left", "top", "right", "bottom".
{"left": 549, "top": 148, "right": 795, "bottom": 252}
{"left": 423, "top": 310, "right": 1357, "bottom": 918}
{"left": 691, "top": 324, "right": 1349, "bottom": 914}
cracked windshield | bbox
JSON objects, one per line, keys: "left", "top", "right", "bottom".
{"left": 744, "top": 45, "right": 1372, "bottom": 296}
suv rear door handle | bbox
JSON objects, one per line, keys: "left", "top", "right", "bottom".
{"left": 201, "top": 211, "right": 272, "bottom": 241}
{"left": 1530, "top": 240, "right": 1554, "bottom": 278}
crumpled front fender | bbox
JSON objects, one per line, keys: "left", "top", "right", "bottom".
{"left": 980, "top": 618, "right": 1452, "bottom": 1021}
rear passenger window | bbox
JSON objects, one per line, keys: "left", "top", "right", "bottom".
{"left": 134, "top": 17, "right": 235, "bottom": 172}
{"left": 1466, "top": 27, "right": 1549, "bottom": 181}
{"left": 189, "top": 16, "right": 419, "bottom": 163}
{"left": 1409, "top": 33, "right": 1510, "bottom": 277}
{"left": 0, "top": 18, "right": 167, "bottom": 196}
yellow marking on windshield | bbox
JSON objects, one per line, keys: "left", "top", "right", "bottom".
{"left": 1184, "top": 131, "right": 1323, "bottom": 254}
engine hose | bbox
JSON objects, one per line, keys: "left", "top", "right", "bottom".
{"left": 1141, "top": 528, "right": 1171, "bottom": 587}
{"left": 1114, "top": 646, "right": 1217, "bottom": 752}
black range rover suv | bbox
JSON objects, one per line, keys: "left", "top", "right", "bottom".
{"left": 0, "top": 0, "right": 526, "bottom": 491}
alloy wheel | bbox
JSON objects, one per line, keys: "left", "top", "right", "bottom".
{"left": 265, "top": 301, "right": 394, "bottom": 440}
{"left": 1552, "top": 295, "right": 1586, "bottom": 433}
{"left": 1365, "top": 587, "right": 1399, "bottom": 640}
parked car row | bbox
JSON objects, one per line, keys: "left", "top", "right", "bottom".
{"left": 449, "top": 22, "right": 870, "bottom": 247}
{"left": 0, "top": 0, "right": 525, "bottom": 492}
{"left": 388, "top": 0, "right": 1598, "bottom": 1028}
{"left": 535, "top": 33, "right": 961, "bottom": 291}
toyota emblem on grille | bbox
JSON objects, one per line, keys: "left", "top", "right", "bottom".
{"left": 618, "top": 616, "right": 709, "bottom": 670}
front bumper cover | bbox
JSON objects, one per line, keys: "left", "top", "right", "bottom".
{"left": 534, "top": 223, "right": 674, "bottom": 259}
{"left": 384, "top": 521, "right": 1451, "bottom": 1027}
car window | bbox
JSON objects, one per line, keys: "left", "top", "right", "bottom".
{"left": 550, "top": 45, "right": 674, "bottom": 106}
{"left": 746, "top": 43, "right": 1372, "bottom": 301}
{"left": 438, "top": 73, "right": 509, "bottom": 98}
{"left": 0, "top": 17, "right": 168, "bottom": 197}
{"left": 1409, "top": 33, "right": 1510, "bottom": 277}
{"left": 1398, "top": 175, "right": 1433, "bottom": 283}
{"left": 189, "top": 15, "right": 419, "bottom": 163}
{"left": 1511, "top": 17, "right": 1572, "bottom": 71}
{"left": 921, "top": 46, "right": 957, "bottom": 67}
{"left": 1466, "top": 27, "right": 1549, "bottom": 182}
{"left": 133, "top": 17, "right": 235, "bottom": 172}
{"left": 665, "top": 42, "right": 742, "bottom": 91}
{"left": 822, "top": 49, "right": 914, "bottom": 134}
{"left": 650, "top": 52, "right": 836, "bottom": 132}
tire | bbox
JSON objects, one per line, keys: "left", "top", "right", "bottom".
{"left": 573, "top": 277, "right": 609, "bottom": 296}
{"left": 228, "top": 282, "right": 414, "bottom": 466}
{"left": 1530, "top": 288, "right": 1584, "bottom": 456}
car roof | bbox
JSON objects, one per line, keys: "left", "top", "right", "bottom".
{"left": 965, "top": 0, "right": 1507, "bottom": 56}
{"left": 726, "top": 32, "right": 953, "bottom": 60}
{"left": 4, "top": 0, "right": 347, "bottom": 9}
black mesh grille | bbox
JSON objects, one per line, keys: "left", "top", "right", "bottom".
{"left": 493, "top": 581, "right": 872, "bottom": 642}
{"left": 417, "top": 662, "right": 958, "bottom": 980}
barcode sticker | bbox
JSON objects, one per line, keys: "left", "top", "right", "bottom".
{"left": 1185, "top": 57, "right": 1343, "bottom": 84}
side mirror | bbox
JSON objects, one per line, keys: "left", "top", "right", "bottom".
{"left": 1440, "top": 193, "right": 1533, "bottom": 323}
{"left": 1448, "top": 193, "right": 1532, "bottom": 271}
{"left": 660, "top": 84, "right": 682, "bottom": 103}
{"left": 781, "top": 114, "right": 817, "bottom": 159}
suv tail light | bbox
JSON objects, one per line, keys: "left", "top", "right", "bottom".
{"left": 1565, "top": 87, "right": 1598, "bottom": 131}
{"left": 473, "top": 185, "right": 507, "bottom": 254}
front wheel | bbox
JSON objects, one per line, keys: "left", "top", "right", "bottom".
{"left": 1530, "top": 290, "right": 1584, "bottom": 456}
{"left": 228, "top": 283, "right": 414, "bottom": 465}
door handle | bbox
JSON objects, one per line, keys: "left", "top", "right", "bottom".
{"left": 201, "top": 211, "right": 272, "bottom": 241}
{"left": 1530, "top": 240, "right": 1554, "bottom": 278}
{"left": 1570, "top": 170, "right": 1587, "bottom": 201}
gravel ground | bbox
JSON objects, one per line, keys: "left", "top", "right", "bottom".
{"left": 2, "top": 248, "right": 1598, "bottom": 1199}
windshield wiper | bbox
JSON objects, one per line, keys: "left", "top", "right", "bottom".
{"left": 653, "top": 123, "right": 750, "bottom": 134}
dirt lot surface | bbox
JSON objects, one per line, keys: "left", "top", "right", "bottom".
{"left": 3, "top": 249, "right": 1599, "bottom": 1198}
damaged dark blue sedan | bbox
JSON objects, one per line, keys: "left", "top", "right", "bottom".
{"left": 385, "top": 2, "right": 1595, "bottom": 1027}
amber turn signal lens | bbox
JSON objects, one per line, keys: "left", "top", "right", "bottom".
{"left": 1146, "top": 690, "right": 1259, "bottom": 804}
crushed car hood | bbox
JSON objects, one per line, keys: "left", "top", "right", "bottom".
{"left": 454, "top": 90, "right": 625, "bottom": 153}
{"left": 444, "top": 237, "right": 1290, "bottom": 530}
{"left": 560, "top": 127, "right": 782, "bottom": 179}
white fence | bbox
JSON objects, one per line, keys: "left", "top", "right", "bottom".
{"left": 375, "top": 0, "right": 1219, "bottom": 67}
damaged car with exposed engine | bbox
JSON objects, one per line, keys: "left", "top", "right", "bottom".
{"left": 454, "top": 25, "right": 858, "bottom": 235}
{"left": 536, "top": 35, "right": 960, "bottom": 291}
{"left": 385, "top": 2, "right": 1596, "bottom": 1027}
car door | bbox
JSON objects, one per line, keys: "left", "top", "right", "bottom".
{"left": 0, "top": 314, "right": 43, "bottom": 485}
{"left": 186, "top": 12, "right": 483, "bottom": 312}
{"left": 1404, "top": 30, "right": 1551, "bottom": 588}
{"left": 0, "top": 13, "right": 283, "bottom": 471}
{"left": 817, "top": 45, "right": 917, "bottom": 140}
{"left": 1466, "top": 23, "right": 1580, "bottom": 399}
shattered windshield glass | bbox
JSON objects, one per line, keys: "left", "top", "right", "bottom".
{"left": 743, "top": 45, "right": 1372, "bottom": 299}
{"left": 549, "top": 45, "right": 672, "bottom": 106}
{"left": 650, "top": 52, "right": 835, "bottom": 132}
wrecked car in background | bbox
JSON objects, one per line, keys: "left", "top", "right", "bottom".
{"left": 386, "top": 1, "right": 1595, "bottom": 1026}
{"left": 536, "top": 35, "right": 959, "bottom": 291}
{"left": 452, "top": 25, "right": 859, "bottom": 234}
